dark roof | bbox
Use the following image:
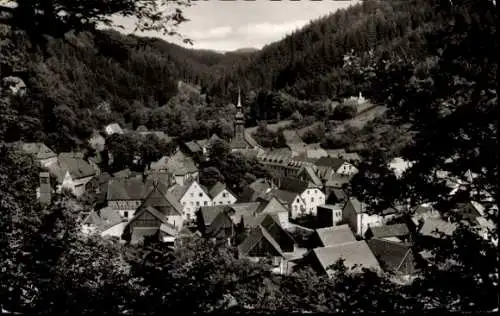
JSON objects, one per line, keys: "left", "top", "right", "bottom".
{"left": 315, "top": 157, "right": 346, "bottom": 170}
{"left": 107, "top": 178, "right": 146, "bottom": 201}
{"left": 366, "top": 238, "right": 417, "bottom": 274}
{"left": 271, "top": 189, "right": 300, "bottom": 205}
{"left": 315, "top": 225, "right": 357, "bottom": 247}
{"left": 238, "top": 226, "right": 284, "bottom": 258}
{"left": 48, "top": 154, "right": 96, "bottom": 181}
{"left": 330, "top": 188, "right": 348, "bottom": 201}
{"left": 208, "top": 182, "right": 227, "bottom": 198}
{"left": 199, "top": 205, "right": 229, "bottom": 226}
{"left": 345, "top": 197, "right": 367, "bottom": 214}
{"left": 279, "top": 177, "right": 318, "bottom": 193}
{"left": 297, "top": 166, "right": 323, "bottom": 187}
{"left": 255, "top": 196, "right": 288, "bottom": 214}
{"left": 229, "top": 202, "right": 261, "bottom": 224}
{"left": 369, "top": 223, "right": 410, "bottom": 238}
{"left": 139, "top": 185, "right": 183, "bottom": 216}
{"left": 168, "top": 182, "right": 192, "bottom": 202}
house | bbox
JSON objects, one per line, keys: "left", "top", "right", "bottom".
{"left": 203, "top": 206, "right": 237, "bottom": 245}
{"left": 163, "top": 151, "right": 199, "bottom": 186}
{"left": 305, "top": 241, "right": 382, "bottom": 277}
{"left": 104, "top": 123, "right": 124, "bottom": 136}
{"left": 228, "top": 202, "right": 262, "bottom": 225}
{"left": 279, "top": 177, "right": 325, "bottom": 217}
{"left": 122, "top": 182, "right": 184, "bottom": 244}
{"left": 242, "top": 213, "right": 296, "bottom": 253}
{"left": 342, "top": 198, "right": 399, "bottom": 237}
{"left": 315, "top": 157, "right": 358, "bottom": 177}
{"left": 388, "top": 157, "right": 414, "bottom": 179}
{"left": 182, "top": 141, "right": 203, "bottom": 156}
{"left": 88, "top": 130, "right": 106, "bottom": 152}
{"left": 46, "top": 153, "right": 97, "bottom": 197}
{"left": 366, "top": 238, "right": 418, "bottom": 276}
{"left": 237, "top": 225, "right": 288, "bottom": 274}
{"left": 268, "top": 189, "right": 306, "bottom": 219}
{"left": 326, "top": 188, "right": 348, "bottom": 204}
{"left": 106, "top": 177, "right": 147, "bottom": 219}
{"left": 197, "top": 205, "right": 229, "bottom": 235}
{"left": 82, "top": 206, "right": 126, "bottom": 238}
{"left": 229, "top": 91, "right": 262, "bottom": 152}
{"left": 255, "top": 196, "right": 290, "bottom": 228}
{"left": 196, "top": 134, "right": 223, "bottom": 156}
{"left": 365, "top": 223, "right": 411, "bottom": 242}
{"left": 209, "top": 182, "right": 237, "bottom": 206}
{"left": 316, "top": 204, "right": 344, "bottom": 228}
{"left": 297, "top": 166, "right": 323, "bottom": 188}
{"left": 169, "top": 180, "right": 212, "bottom": 222}
{"left": 238, "top": 178, "right": 273, "bottom": 202}
{"left": 15, "top": 142, "right": 57, "bottom": 167}
{"left": 310, "top": 224, "right": 356, "bottom": 248}
{"left": 84, "top": 172, "right": 112, "bottom": 206}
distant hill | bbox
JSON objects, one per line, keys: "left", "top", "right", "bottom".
{"left": 206, "top": 0, "right": 443, "bottom": 101}
{"left": 231, "top": 47, "right": 260, "bottom": 54}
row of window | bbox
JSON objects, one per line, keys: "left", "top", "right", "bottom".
{"left": 182, "top": 200, "right": 233, "bottom": 207}
{"left": 189, "top": 192, "right": 229, "bottom": 198}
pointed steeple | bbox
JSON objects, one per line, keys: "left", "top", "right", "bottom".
{"left": 237, "top": 88, "right": 242, "bottom": 108}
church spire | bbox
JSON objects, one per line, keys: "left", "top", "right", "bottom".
{"left": 237, "top": 88, "right": 242, "bottom": 108}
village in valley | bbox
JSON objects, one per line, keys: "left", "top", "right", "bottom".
{"left": 10, "top": 88, "right": 495, "bottom": 283}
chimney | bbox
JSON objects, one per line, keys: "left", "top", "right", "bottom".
{"left": 39, "top": 172, "right": 51, "bottom": 204}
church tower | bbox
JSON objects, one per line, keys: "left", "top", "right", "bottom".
{"left": 234, "top": 88, "right": 245, "bottom": 138}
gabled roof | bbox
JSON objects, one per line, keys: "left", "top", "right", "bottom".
{"left": 369, "top": 223, "right": 410, "bottom": 238}
{"left": 315, "top": 225, "right": 357, "bottom": 247}
{"left": 238, "top": 225, "right": 284, "bottom": 258}
{"left": 297, "top": 166, "right": 323, "bottom": 187}
{"left": 48, "top": 154, "right": 96, "bottom": 181}
{"left": 107, "top": 178, "right": 146, "bottom": 201}
{"left": 83, "top": 206, "right": 123, "bottom": 232}
{"left": 139, "top": 185, "right": 183, "bottom": 216}
{"left": 345, "top": 197, "right": 367, "bottom": 214}
{"left": 229, "top": 202, "right": 261, "bottom": 224}
{"left": 315, "top": 157, "right": 347, "bottom": 170}
{"left": 312, "top": 241, "right": 382, "bottom": 275}
{"left": 199, "top": 205, "right": 229, "bottom": 227}
{"left": 17, "top": 142, "right": 56, "bottom": 160}
{"left": 271, "top": 189, "right": 301, "bottom": 206}
{"left": 280, "top": 177, "right": 319, "bottom": 193}
{"left": 168, "top": 182, "right": 192, "bottom": 202}
{"left": 208, "top": 182, "right": 228, "bottom": 199}
{"left": 255, "top": 196, "right": 288, "bottom": 214}
{"left": 366, "top": 238, "right": 417, "bottom": 274}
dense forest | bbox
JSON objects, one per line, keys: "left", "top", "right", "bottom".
{"left": 0, "top": 0, "right": 497, "bottom": 313}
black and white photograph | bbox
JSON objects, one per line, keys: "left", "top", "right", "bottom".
{"left": 0, "top": 0, "right": 497, "bottom": 314}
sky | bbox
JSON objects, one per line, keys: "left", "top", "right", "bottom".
{"left": 112, "top": 0, "right": 361, "bottom": 52}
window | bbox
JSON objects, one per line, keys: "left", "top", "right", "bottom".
{"left": 199, "top": 193, "right": 203, "bottom": 197}
{"left": 315, "top": 189, "right": 318, "bottom": 194}
{"left": 182, "top": 202, "right": 186, "bottom": 206}
{"left": 296, "top": 198, "right": 300, "bottom": 203}
{"left": 196, "top": 201, "right": 200, "bottom": 206}
{"left": 123, "top": 211, "right": 128, "bottom": 218}
{"left": 222, "top": 193, "right": 227, "bottom": 198}
{"left": 190, "top": 193, "right": 194, "bottom": 197}
{"left": 186, "top": 214, "right": 191, "bottom": 221}
{"left": 220, "top": 201, "right": 223, "bottom": 205}
{"left": 190, "top": 201, "right": 194, "bottom": 206}
{"left": 311, "top": 197, "right": 314, "bottom": 203}
{"left": 204, "top": 201, "right": 208, "bottom": 206}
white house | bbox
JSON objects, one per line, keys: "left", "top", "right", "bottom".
{"left": 208, "top": 182, "right": 237, "bottom": 206}
{"left": 269, "top": 189, "right": 307, "bottom": 219}
{"left": 280, "top": 178, "right": 325, "bottom": 217}
{"left": 169, "top": 180, "right": 212, "bottom": 221}
{"left": 256, "top": 196, "right": 290, "bottom": 228}
{"left": 342, "top": 197, "right": 399, "bottom": 236}
{"left": 315, "top": 157, "right": 358, "bottom": 179}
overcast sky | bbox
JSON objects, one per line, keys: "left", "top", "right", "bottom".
{"left": 113, "top": 0, "right": 360, "bottom": 52}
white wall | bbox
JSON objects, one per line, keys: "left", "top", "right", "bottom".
{"left": 336, "top": 163, "right": 358, "bottom": 176}
{"left": 180, "top": 181, "right": 212, "bottom": 221}
{"left": 212, "top": 189, "right": 237, "bottom": 206}
{"left": 300, "top": 188, "right": 325, "bottom": 216}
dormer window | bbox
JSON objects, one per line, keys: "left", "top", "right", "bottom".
{"left": 222, "top": 192, "right": 227, "bottom": 198}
